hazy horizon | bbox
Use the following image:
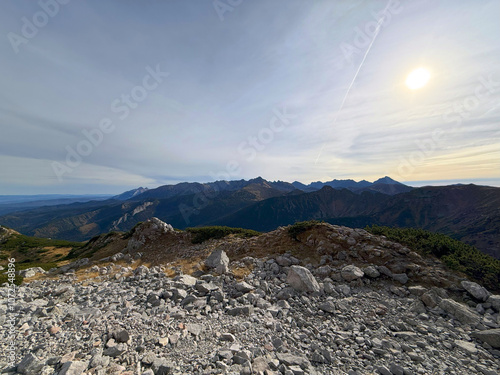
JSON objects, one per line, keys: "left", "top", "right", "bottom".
{"left": 1, "top": 0, "right": 499, "bottom": 195}
{"left": 0, "top": 176, "right": 499, "bottom": 196}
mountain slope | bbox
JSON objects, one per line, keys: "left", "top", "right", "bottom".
{"left": 210, "top": 184, "right": 500, "bottom": 258}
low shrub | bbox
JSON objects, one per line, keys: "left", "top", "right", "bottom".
{"left": 288, "top": 220, "right": 322, "bottom": 241}
{"left": 186, "top": 226, "right": 261, "bottom": 244}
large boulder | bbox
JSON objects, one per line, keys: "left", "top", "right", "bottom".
{"left": 461, "top": 280, "right": 490, "bottom": 301}
{"left": 341, "top": 265, "right": 364, "bottom": 282}
{"left": 205, "top": 249, "right": 229, "bottom": 274}
{"left": 487, "top": 295, "right": 500, "bottom": 312}
{"left": 439, "top": 299, "right": 480, "bottom": 326}
{"left": 471, "top": 329, "right": 500, "bottom": 348}
{"left": 287, "top": 265, "right": 320, "bottom": 293}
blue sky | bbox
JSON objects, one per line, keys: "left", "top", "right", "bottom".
{"left": 0, "top": 0, "right": 499, "bottom": 194}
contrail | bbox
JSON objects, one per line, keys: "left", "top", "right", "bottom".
{"left": 315, "top": 0, "right": 393, "bottom": 164}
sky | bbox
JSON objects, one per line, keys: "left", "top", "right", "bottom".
{"left": 0, "top": 0, "right": 499, "bottom": 194}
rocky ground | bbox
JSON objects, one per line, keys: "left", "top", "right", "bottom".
{"left": 1, "top": 219, "right": 500, "bottom": 375}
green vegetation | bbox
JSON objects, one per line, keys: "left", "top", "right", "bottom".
{"left": 366, "top": 225, "right": 500, "bottom": 291}
{"left": 186, "top": 226, "right": 261, "bottom": 244}
{"left": 288, "top": 220, "right": 322, "bottom": 241}
{"left": 0, "top": 261, "right": 58, "bottom": 286}
{"left": 0, "top": 233, "right": 84, "bottom": 253}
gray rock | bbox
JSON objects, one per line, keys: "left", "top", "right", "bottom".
{"left": 235, "top": 281, "right": 254, "bottom": 293}
{"left": 287, "top": 265, "right": 320, "bottom": 293}
{"left": 186, "top": 323, "right": 203, "bottom": 336}
{"left": 276, "top": 353, "right": 311, "bottom": 369}
{"left": 18, "top": 267, "right": 46, "bottom": 278}
{"left": 487, "top": 295, "right": 500, "bottom": 312}
{"left": 363, "top": 266, "right": 380, "bottom": 278}
{"left": 220, "top": 333, "right": 236, "bottom": 342}
{"left": 58, "top": 361, "right": 89, "bottom": 375}
{"left": 174, "top": 274, "right": 197, "bottom": 287}
{"left": 114, "top": 329, "right": 130, "bottom": 343}
{"left": 17, "top": 354, "right": 44, "bottom": 375}
{"left": 89, "top": 354, "right": 110, "bottom": 368}
{"left": 275, "top": 255, "right": 292, "bottom": 267}
{"left": 454, "top": 340, "right": 478, "bottom": 354}
{"left": 151, "top": 358, "right": 174, "bottom": 375}
{"left": 205, "top": 249, "right": 230, "bottom": 274}
{"left": 408, "top": 286, "right": 426, "bottom": 296}
{"left": 439, "top": 299, "right": 480, "bottom": 325}
{"left": 461, "top": 280, "right": 490, "bottom": 301}
{"left": 376, "top": 365, "right": 392, "bottom": 375}
{"left": 319, "top": 300, "right": 336, "bottom": 313}
{"left": 471, "top": 329, "right": 500, "bottom": 348}
{"left": 389, "top": 363, "right": 404, "bottom": 375}
{"left": 392, "top": 273, "right": 408, "bottom": 284}
{"left": 228, "top": 305, "right": 254, "bottom": 316}
{"left": 341, "top": 265, "right": 364, "bottom": 282}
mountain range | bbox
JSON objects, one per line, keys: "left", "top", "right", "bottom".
{"left": 1, "top": 177, "right": 499, "bottom": 259}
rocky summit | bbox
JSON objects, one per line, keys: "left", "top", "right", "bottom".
{"left": 1, "top": 219, "right": 500, "bottom": 374}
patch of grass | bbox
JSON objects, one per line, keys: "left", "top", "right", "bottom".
{"left": 0, "top": 234, "right": 84, "bottom": 253}
{"left": 186, "top": 226, "right": 261, "bottom": 244}
{"left": 366, "top": 225, "right": 500, "bottom": 292}
{"left": 288, "top": 220, "right": 322, "bottom": 241}
{"left": 0, "top": 273, "right": 23, "bottom": 286}
{"left": 0, "top": 261, "right": 58, "bottom": 286}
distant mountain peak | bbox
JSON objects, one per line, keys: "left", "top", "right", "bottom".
{"left": 372, "top": 176, "right": 404, "bottom": 185}
{"left": 113, "top": 187, "right": 149, "bottom": 201}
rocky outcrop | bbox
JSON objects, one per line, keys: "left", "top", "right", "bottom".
{"left": 126, "top": 217, "right": 174, "bottom": 252}
{"left": 3, "top": 222, "right": 500, "bottom": 374}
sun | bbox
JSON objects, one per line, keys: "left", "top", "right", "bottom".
{"left": 405, "top": 68, "right": 431, "bottom": 90}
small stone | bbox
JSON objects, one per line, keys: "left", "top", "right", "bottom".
{"left": 158, "top": 337, "right": 169, "bottom": 346}
{"left": 58, "top": 361, "right": 89, "bottom": 375}
{"left": 363, "top": 266, "right": 380, "bottom": 278}
{"left": 48, "top": 326, "right": 61, "bottom": 335}
{"left": 114, "top": 329, "right": 130, "bottom": 343}
{"left": 454, "top": 340, "right": 478, "bottom": 354}
{"left": 392, "top": 273, "right": 408, "bottom": 284}
{"left": 341, "top": 265, "right": 364, "bottom": 282}
{"left": 235, "top": 281, "right": 254, "bottom": 293}
{"left": 221, "top": 333, "right": 236, "bottom": 342}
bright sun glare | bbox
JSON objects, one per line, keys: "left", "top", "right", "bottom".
{"left": 405, "top": 68, "right": 431, "bottom": 90}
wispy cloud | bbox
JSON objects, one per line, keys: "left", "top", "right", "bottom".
{"left": 0, "top": 0, "right": 498, "bottom": 193}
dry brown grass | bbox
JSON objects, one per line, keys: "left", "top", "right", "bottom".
{"left": 231, "top": 265, "right": 253, "bottom": 280}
